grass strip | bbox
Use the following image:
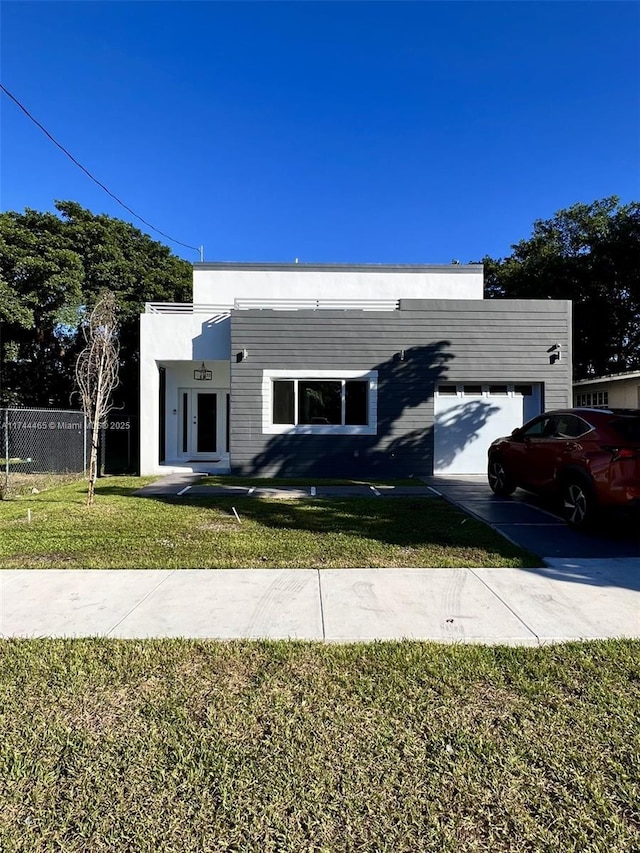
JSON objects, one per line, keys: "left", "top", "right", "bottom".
{"left": 0, "top": 477, "right": 541, "bottom": 568}
{"left": 0, "top": 638, "right": 638, "bottom": 852}
{"left": 0, "top": 471, "right": 85, "bottom": 499}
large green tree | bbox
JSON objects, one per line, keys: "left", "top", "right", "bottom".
{"left": 483, "top": 197, "right": 640, "bottom": 379}
{"left": 0, "top": 201, "right": 192, "bottom": 409}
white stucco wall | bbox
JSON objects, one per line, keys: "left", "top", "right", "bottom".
{"left": 192, "top": 266, "right": 484, "bottom": 304}
{"left": 140, "top": 313, "right": 231, "bottom": 362}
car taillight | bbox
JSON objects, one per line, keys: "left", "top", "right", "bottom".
{"left": 603, "top": 446, "right": 640, "bottom": 461}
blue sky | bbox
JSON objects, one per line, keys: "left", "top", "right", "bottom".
{"left": 1, "top": 1, "right": 638, "bottom": 264}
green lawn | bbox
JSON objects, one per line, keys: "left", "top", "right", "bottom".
{"left": 1, "top": 639, "right": 638, "bottom": 852}
{"left": 0, "top": 477, "right": 542, "bottom": 568}
{"left": 0, "top": 471, "right": 85, "bottom": 498}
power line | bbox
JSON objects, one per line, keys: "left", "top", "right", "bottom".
{"left": 0, "top": 82, "right": 200, "bottom": 254}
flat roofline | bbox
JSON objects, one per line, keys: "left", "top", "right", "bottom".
{"left": 193, "top": 261, "right": 483, "bottom": 273}
{"left": 574, "top": 370, "right": 640, "bottom": 386}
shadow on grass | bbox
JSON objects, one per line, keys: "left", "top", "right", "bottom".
{"left": 6, "top": 483, "right": 142, "bottom": 504}
{"left": 129, "top": 492, "right": 542, "bottom": 564}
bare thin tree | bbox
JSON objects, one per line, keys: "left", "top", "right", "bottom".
{"left": 75, "top": 291, "right": 120, "bottom": 505}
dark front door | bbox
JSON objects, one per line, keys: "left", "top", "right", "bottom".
{"left": 195, "top": 392, "right": 217, "bottom": 453}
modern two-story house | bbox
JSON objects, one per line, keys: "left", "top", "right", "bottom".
{"left": 139, "top": 262, "right": 571, "bottom": 477}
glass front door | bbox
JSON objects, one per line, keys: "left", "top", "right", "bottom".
{"left": 179, "top": 389, "right": 227, "bottom": 459}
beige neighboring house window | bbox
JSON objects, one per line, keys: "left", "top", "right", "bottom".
{"left": 576, "top": 390, "right": 608, "bottom": 407}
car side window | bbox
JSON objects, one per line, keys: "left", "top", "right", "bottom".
{"left": 553, "top": 415, "right": 574, "bottom": 438}
{"left": 521, "top": 416, "right": 554, "bottom": 438}
{"left": 554, "top": 415, "right": 591, "bottom": 438}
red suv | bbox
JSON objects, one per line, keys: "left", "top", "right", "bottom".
{"left": 487, "top": 408, "right": 640, "bottom": 528}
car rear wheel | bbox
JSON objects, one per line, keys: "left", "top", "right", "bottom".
{"left": 561, "top": 477, "right": 596, "bottom": 529}
{"left": 488, "top": 457, "right": 516, "bottom": 496}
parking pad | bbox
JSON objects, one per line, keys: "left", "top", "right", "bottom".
{"left": 188, "top": 485, "right": 252, "bottom": 496}
{"left": 428, "top": 486, "right": 499, "bottom": 500}
{"left": 462, "top": 501, "right": 564, "bottom": 525}
{"left": 179, "top": 485, "right": 436, "bottom": 499}
{"left": 426, "top": 475, "right": 640, "bottom": 562}
{"left": 494, "top": 523, "right": 640, "bottom": 560}
{"left": 251, "top": 488, "right": 310, "bottom": 499}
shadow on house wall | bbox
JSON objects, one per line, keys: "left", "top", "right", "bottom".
{"left": 433, "top": 398, "right": 501, "bottom": 471}
{"left": 242, "top": 342, "right": 504, "bottom": 478}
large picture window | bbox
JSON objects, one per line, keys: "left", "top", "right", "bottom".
{"left": 263, "top": 370, "right": 377, "bottom": 435}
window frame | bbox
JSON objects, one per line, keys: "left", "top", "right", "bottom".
{"left": 262, "top": 369, "right": 378, "bottom": 435}
{"left": 576, "top": 390, "right": 609, "bottom": 408}
{"left": 435, "top": 383, "right": 535, "bottom": 398}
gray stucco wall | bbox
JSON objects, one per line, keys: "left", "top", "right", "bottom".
{"left": 229, "top": 299, "right": 572, "bottom": 477}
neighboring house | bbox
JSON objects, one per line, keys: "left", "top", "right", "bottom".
{"left": 573, "top": 370, "right": 640, "bottom": 409}
{"left": 139, "top": 262, "right": 571, "bottom": 477}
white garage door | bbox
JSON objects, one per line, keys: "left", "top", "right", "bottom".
{"left": 434, "top": 384, "right": 542, "bottom": 474}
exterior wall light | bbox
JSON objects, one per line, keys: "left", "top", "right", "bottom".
{"left": 547, "top": 343, "right": 562, "bottom": 364}
{"left": 193, "top": 362, "right": 213, "bottom": 381}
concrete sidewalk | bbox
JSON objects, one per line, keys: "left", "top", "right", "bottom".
{"left": 2, "top": 564, "right": 638, "bottom": 644}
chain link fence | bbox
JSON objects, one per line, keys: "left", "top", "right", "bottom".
{"left": 1, "top": 408, "right": 140, "bottom": 496}
{"left": 1, "top": 407, "right": 88, "bottom": 496}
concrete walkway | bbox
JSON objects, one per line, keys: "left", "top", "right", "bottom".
{"left": 2, "top": 564, "right": 638, "bottom": 644}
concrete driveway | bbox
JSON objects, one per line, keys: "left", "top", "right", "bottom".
{"left": 425, "top": 475, "right": 640, "bottom": 566}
